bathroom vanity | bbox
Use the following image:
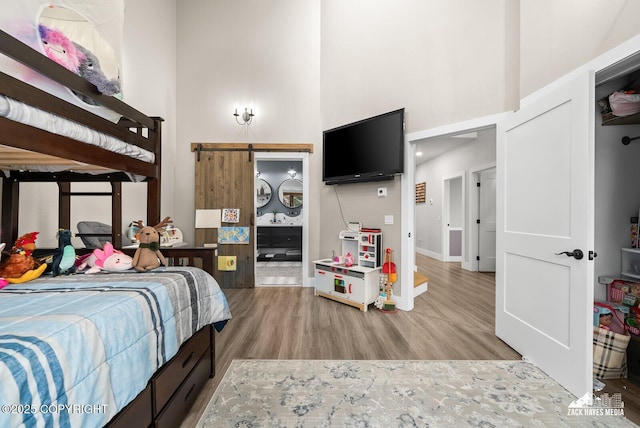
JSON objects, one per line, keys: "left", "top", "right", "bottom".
{"left": 257, "top": 224, "right": 302, "bottom": 261}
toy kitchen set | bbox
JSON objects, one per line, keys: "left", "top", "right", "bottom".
{"left": 313, "top": 223, "right": 382, "bottom": 312}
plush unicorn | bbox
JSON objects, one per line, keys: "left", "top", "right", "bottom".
{"left": 77, "top": 242, "right": 133, "bottom": 274}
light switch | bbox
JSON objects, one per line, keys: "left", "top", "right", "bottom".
{"left": 384, "top": 215, "right": 394, "bottom": 225}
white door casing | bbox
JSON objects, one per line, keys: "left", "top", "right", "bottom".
{"left": 496, "top": 72, "right": 594, "bottom": 398}
{"left": 478, "top": 168, "right": 496, "bottom": 272}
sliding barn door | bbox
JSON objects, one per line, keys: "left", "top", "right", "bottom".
{"left": 195, "top": 147, "right": 254, "bottom": 288}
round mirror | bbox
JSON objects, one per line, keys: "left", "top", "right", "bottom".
{"left": 38, "top": 5, "right": 121, "bottom": 105}
{"left": 256, "top": 178, "right": 272, "bottom": 208}
{"left": 278, "top": 179, "right": 303, "bottom": 208}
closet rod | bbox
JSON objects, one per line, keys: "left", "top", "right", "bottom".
{"left": 622, "top": 135, "right": 640, "bottom": 145}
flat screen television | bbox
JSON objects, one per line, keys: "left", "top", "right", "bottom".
{"left": 322, "top": 108, "right": 404, "bottom": 185}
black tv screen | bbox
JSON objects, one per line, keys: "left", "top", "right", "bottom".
{"left": 322, "top": 108, "right": 404, "bottom": 185}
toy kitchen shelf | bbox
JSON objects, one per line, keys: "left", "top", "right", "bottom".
{"left": 313, "top": 259, "right": 380, "bottom": 312}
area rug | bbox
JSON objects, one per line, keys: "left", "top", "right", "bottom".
{"left": 197, "top": 360, "right": 637, "bottom": 427}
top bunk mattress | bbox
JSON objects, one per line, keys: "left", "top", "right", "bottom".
{"left": 0, "top": 94, "right": 155, "bottom": 175}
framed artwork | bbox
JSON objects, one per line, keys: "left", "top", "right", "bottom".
{"left": 415, "top": 182, "right": 426, "bottom": 204}
{"left": 222, "top": 208, "right": 240, "bottom": 223}
{"left": 218, "top": 226, "right": 250, "bottom": 244}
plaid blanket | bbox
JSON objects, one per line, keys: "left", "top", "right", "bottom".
{"left": 593, "top": 326, "right": 630, "bottom": 379}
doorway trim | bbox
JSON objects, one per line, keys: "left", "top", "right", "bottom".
{"left": 254, "top": 151, "right": 310, "bottom": 288}
{"left": 402, "top": 113, "right": 508, "bottom": 311}
{"left": 467, "top": 162, "right": 497, "bottom": 271}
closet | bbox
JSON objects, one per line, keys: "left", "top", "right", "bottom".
{"left": 594, "top": 65, "right": 640, "bottom": 386}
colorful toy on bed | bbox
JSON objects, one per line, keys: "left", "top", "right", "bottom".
{"left": 0, "top": 243, "right": 7, "bottom": 289}
{"left": 51, "top": 229, "right": 77, "bottom": 277}
{"left": 38, "top": 24, "right": 85, "bottom": 73}
{"left": 132, "top": 217, "right": 171, "bottom": 272}
{"left": 73, "top": 42, "right": 121, "bottom": 97}
{"left": 77, "top": 242, "right": 133, "bottom": 274}
{"left": 0, "top": 232, "right": 47, "bottom": 284}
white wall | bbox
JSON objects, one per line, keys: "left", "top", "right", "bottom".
{"left": 319, "top": 0, "right": 515, "bottom": 298}
{"left": 175, "top": 0, "right": 321, "bottom": 269}
{"left": 520, "top": 1, "right": 640, "bottom": 98}
{"left": 414, "top": 128, "right": 496, "bottom": 263}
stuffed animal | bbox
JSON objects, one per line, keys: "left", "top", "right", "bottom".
{"left": 132, "top": 217, "right": 171, "bottom": 272}
{"left": 38, "top": 24, "right": 85, "bottom": 73}
{"left": 0, "top": 232, "right": 39, "bottom": 277}
{"left": 0, "top": 243, "right": 8, "bottom": 289}
{"left": 0, "top": 233, "right": 47, "bottom": 284}
{"left": 77, "top": 242, "right": 133, "bottom": 274}
{"left": 51, "top": 229, "right": 76, "bottom": 277}
{"left": 73, "top": 42, "right": 121, "bottom": 104}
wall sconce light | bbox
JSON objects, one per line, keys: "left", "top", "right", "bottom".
{"left": 288, "top": 167, "right": 297, "bottom": 178}
{"left": 234, "top": 107, "right": 254, "bottom": 125}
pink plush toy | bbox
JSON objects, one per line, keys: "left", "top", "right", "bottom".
{"left": 77, "top": 242, "right": 133, "bottom": 274}
{"left": 0, "top": 243, "right": 8, "bottom": 289}
{"left": 38, "top": 24, "right": 85, "bottom": 73}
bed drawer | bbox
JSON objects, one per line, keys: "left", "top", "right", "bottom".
{"left": 153, "top": 325, "right": 210, "bottom": 414}
{"left": 105, "top": 386, "right": 152, "bottom": 428}
{"left": 154, "top": 350, "right": 212, "bottom": 428}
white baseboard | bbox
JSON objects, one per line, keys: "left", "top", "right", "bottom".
{"left": 416, "top": 247, "right": 442, "bottom": 261}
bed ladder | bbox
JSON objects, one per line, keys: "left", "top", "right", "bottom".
{"left": 58, "top": 181, "right": 123, "bottom": 248}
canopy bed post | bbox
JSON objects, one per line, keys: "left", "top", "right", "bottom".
{"left": 58, "top": 182, "right": 71, "bottom": 230}
{"left": 1, "top": 177, "right": 19, "bottom": 244}
{"left": 111, "top": 181, "right": 123, "bottom": 248}
{"left": 146, "top": 117, "right": 163, "bottom": 226}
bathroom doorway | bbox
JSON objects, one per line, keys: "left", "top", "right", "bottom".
{"left": 254, "top": 153, "right": 309, "bottom": 287}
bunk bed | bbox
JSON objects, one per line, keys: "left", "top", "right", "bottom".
{"left": 0, "top": 25, "right": 230, "bottom": 428}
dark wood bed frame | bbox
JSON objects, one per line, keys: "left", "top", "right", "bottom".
{"left": 0, "top": 29, "right": 215, "bottom": 427}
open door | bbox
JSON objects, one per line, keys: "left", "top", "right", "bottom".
{"left": 478, "top": 168, "right": 496, "bottom": 272}
{"left": 496, "top": 72, "right": 595, "bottom": 398}
{"left": 194, "top": 144, "right": 255, "bottom": 288}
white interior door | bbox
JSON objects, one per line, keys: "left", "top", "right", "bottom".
{"left": 443, "top": 174, "right": 463, "bottom": 262}
{"left": 478, "top": 168, "right": 496, "bottom": 272}
{"left": 496, "top": 72, "right": 594, "bottom": 398}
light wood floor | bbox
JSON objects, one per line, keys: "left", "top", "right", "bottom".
{"left": 180, "top": 255, "right": 640, "bottom": 427}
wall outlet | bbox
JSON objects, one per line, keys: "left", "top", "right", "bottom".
{"left": 377, "top": 187, "right": 387, "bottom": 197}
{"left": 384, "top": 215, "right": 394, "bottom": 225}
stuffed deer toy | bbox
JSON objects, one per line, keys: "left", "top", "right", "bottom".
{"left": 132, "top": 217, "right": 171, "bottom": 272}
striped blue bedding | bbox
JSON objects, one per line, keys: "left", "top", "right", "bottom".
{"left": 0, "top": 266, "right": 231, "bottom": 428}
